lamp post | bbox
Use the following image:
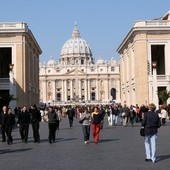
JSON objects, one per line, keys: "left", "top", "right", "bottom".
{"left": 152, "top": 61, "right": 158, "bottom": 109}
{"left": 9, "top": 64, "right": 15, "bottom": 109}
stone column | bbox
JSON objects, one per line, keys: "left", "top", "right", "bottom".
{"left": 88, "top": 79, "right": 91, "bottom": 100}
{"left": 79, "top": 79, "right": 81, "bottom": 100}
{"left": 85, "top": 79, "right": 87, "bottom": 101}
{"left": 105, "top": 78, "right": 109, "bottom": 102}
{"left": 52, "top": 80, "right": 56, "bottom": 102}
{"left": 61, "top": 80, "right": 64, "bottom": 103}
{"left": 116, "top": 78, "right": 121, "bottom": 103}
{"left": 96, "top": 79, "right": 99, "bottom": 101}
{"left": 70, "top": 80, "right": 73, "bottom": 100}
{"left": 64, "top": 80, "right": 67, "bottom": 102}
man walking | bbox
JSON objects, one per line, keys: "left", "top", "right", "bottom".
{"left": 0, "top": 106, "right": 8, "bottom": 142}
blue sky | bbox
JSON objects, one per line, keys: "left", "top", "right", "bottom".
{"left": 0, "top": 0, "right": 170, "bottom": 63}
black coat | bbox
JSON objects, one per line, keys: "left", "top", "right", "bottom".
{"left": 142, "top": 111, "right": 161, "bottom": 136}
{"left": 67, "top": 108, "right": 75, "bottom": 118}
{"left": 4, "top": 113, "right": 15, "bottom": 127}
{"left": 18, "top": 111, "right": 31, "bottom": 124}
{"left": 0, "top": 112, "right": 6, "bottom": 126}
{"left": 29, "top": 109, "right": 41, "bottom": 122}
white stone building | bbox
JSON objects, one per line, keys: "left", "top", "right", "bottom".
{"left": 39, "top": 24, "right": 120, "bottom": 105}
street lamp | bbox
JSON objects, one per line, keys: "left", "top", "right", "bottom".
{"left": 9, "top": 64, "right": 14, "bottom": 71}
{"left": 152, "top": 61, "right": 157, "bottom": 69}
{"left": 152, "top": 61, "right": 158, "bottom": 108}
{"left": 9, "top": 64, "right": 15, "bottom": 109}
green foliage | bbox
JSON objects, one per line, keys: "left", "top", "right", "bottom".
{"left": 158, "top": 90, "right": 170, "bottom": 105}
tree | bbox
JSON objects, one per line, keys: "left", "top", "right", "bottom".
{"left": 158, "top": 90, "right": 170, "bottom": 105}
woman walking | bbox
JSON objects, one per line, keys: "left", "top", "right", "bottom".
{"left": 91, "top": 106, "right": 102, "bottom": 144}
{"left": 79, "top": 107, "right": 91, "bottom": 144}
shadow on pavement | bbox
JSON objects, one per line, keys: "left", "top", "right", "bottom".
{"left": 0, "top": 148, "right": 33, "bottom": 155}
{"left": 39, "top": 137, "right": 78, "bottom": 143}
{"left": 156, "top": 154, "right": 170, "bottom": 162}
{"left": 99, "top": 138, "right": 119, "bottom": 143}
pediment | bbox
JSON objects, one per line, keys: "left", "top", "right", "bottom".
{"left": 64, "top": 69, "right": 86, "bottom": 76}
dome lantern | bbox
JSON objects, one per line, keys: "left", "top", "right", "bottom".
{"left": 60, "top": 23, "right": 93, "bottom": 65}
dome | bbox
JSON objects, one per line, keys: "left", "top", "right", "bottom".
{"left": 60, "top": 24, "right": 92, "bottom": 60}
{"left": 47, "top": 56, "right": 56, "bottom": 66}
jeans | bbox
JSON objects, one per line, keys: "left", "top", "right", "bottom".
{"left": 82, "top": 125, "right": 90, "bottom": 142}
{"left": 113, "top": 115, "right": 118, "bottom": 125}
{"left": 144, "top": 134, "right": 157, "bottom": 162}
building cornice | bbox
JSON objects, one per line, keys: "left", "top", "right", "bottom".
{"left": 117, "top": 20, "right": 170, "bottom": 53}
{"left": 0, "top": 22, "right": 42, "bottom": 54}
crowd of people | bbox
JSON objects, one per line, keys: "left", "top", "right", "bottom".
{"left": 0, "top": 102, "right": 169, "bottom": 163}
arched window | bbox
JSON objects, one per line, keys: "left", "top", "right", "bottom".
{"left": 111, "top": 88, "right": 116, "bottom": 100}
{"left": 91, "top": 92, "right": 95, "bottom": 100}
{"left": 81, "top": 59, "right": 84, "bottom": 65}
{"left": 56, "top": 93, "right": 61, "bottom": 101}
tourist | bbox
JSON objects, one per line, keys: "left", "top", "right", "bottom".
{"left": 4, "top": 108, "right": 15, "bottom": 145}
{"left": 79, "top": 107, "right": 91, "bottom": 144}
{"left": 0, "top": 106, "right": 8, "bottom": 142}
{"left": 129, "top": 105, "right": 136, "bottom": 127}
{"left": 160, "top": 104, "right": 168, "bottom": 125}
{"left": 54, "top": 107, "right": 62, "bottom": 130}
{"left": 108, "top": 105, "right": 113, "bottom": 126}
{"left": 48, "top": 106, "right": 58, "bottom": 143}
{"left": 91, "top": 106, "right": 102, "bottom": 144}
{"left": 113, "top": 105, "right": 119, "bottom": 126}
{"left": 17, "top": 106, "right": 30, "bottom": 143}
{"left": 122, "top": 104, "right": 130, "bottom": 127}
{"left": 141, "top": 103, "right": 161, "bottom": 163}
{"left": 99, "top": 105, "right": 105, "bottom": 129}
{"left": 29, "top": 104, "right": 41, "bottom": 143}
{"left": 66, "top": 105, "right": 75, "bottom": 127}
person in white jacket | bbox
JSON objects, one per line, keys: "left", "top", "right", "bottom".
{"left": 160, "top": 105, "right": 168, "bottom": 125}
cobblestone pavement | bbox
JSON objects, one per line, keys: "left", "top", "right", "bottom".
{"left": 0, "top": 117, "right": 169, "bottom": 170}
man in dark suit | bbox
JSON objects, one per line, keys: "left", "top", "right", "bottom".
{"left": 0, "top": 106, "right": 8, "bottom": 142}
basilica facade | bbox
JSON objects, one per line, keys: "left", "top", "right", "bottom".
{"left": 39, "top": 25, "right": 120, "bottom": 105}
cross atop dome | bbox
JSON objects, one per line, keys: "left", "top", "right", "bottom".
{"left": 72, "top": 22, "right": 81, "bottom": 38}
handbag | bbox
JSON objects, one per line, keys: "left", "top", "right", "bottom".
{"left": 79, "top": 119, "right": 84, "bottom": 124}
{"left": 122, "top": 112, "right": 126, "bottom": 117}
{"left": 140, "top": 128, "right": 145, "bottom": 137}
{"left": 79, "top": 117, "right": 86, "bottom": 124}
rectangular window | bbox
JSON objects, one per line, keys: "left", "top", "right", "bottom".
{"left": 111, "top": 67, "right": 115, "bottom": 71}
{"left": 0, "top": 47, "right": 12, "bottom": 78}
{"left": 151, "top": 45, "right": 165, "bottom": 75}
